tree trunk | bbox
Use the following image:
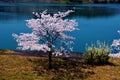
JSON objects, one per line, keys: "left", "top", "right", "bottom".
{"left": 48, "top": 51, "right": 52, "bottom": 69}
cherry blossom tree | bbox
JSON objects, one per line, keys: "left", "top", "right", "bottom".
{"left": 12, "top": 10, "right": 78, "bottom": 69}
{"left": 111, "top": 30, "right": 120, "bottom": 53}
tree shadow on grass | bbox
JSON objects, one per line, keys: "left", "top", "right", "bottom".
{"left": 87, "top": 61, "right": 118, "bottom": 67}
{"left": 29, "top": 57, "right": 95, "bottom": 80}
{"left": 29, "top": 56, "right": 119, "bottom": 80}
{"left": 104, "top": 61, "right": 118, "bottom": 66}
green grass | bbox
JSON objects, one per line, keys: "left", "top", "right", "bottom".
{"left": 0, "top": 51, "right": 120, "bottom": 80}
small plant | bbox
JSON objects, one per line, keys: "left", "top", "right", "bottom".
{"left": 84, "top": 41, "right": 111, "bottom": 65}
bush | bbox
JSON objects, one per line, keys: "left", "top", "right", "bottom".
{"left": 84, "top": 41, "right": 111, "bottom": 65}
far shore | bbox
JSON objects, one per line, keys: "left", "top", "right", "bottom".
{"left": 0, "top": 0, "right": 120, "bottom": 4}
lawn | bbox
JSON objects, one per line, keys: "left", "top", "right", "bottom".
{"left": 0, "top": 50, "right": 120, "bottom": 80}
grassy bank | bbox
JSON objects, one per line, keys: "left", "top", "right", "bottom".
{"left": 0, "top": 51, "right": 120, "bottom": 80}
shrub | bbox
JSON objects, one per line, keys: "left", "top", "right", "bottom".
{"left": 84, "top": 41, "right": 111, "bottom": 65}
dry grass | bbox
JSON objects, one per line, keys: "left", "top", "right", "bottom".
{"left": 86, "top": 58, "right": 120, "bottom": 80}
{"left": 0, "top": 55, "right": 42, "bottom": 80}
{"left": 0, "top": 51, "right": 120, "bottom": 80}
{"left": 0, "top": 49, "right": 20, "bottom": 55}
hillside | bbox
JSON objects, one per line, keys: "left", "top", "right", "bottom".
{"left": 0, "top": 51, "right": 120, "bottom": 80}
{"left": 0, "top": 0, "right": 120, "bottom": 3}
{"left": 0, "top": 0, "right": 55, "bottom": 3}
{"left": 0, "top": 0, "right": 83, "bottom": 4}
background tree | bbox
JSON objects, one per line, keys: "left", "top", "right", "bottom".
{"left": 13, "top": 10, "right": 78, "bottom": 69}
{"left": 111, "top": 30, "right": 120, "bottom": 53}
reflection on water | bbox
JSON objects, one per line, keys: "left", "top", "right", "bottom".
{"left": 72, "top": 6, "right": 120, "bottom": 18}
{"left": 0, "top": 3, "right": 120, "bottom": 52}
{"left": 1, "top": 3, "right": 120, "bottom": 20}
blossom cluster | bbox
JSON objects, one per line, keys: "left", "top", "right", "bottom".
{"left": 109, "top": 30, "right": 120, "bottom": 58}
{"left": 13, "top": 10, "right": 78, "bottom": 55}
{"left": 109, "top": 53, "right": 120, "bottom": 58}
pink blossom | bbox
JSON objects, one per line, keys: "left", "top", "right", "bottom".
{"left": 111, "top": 30, "right": 120, "bottom": 58}
{"left": 13, "top": 10, "right": 78, "bottom": 55}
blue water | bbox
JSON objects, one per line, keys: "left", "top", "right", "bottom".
{"left": 0, "top": 3, "right": 120, "bottom": 52}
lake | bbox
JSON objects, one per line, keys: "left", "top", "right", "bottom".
{"left": 0, "top": 3, "right": 120, "bottom": 52}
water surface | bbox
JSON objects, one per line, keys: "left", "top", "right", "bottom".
{"left": 0, "top": 3, "right": 120, "bottom": 52}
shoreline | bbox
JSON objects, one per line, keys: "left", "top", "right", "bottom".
{"left": 1, "top": 49, "right": 120, "bottom": 58}
{"left": 0, "top": 49, "right": 83, "bottom": 59}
